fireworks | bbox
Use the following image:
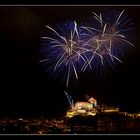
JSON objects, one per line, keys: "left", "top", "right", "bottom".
{"left": 81, "top": 9, "right": 135, "bottom": 71}
{"left": 40, "top": 9, "right": 135, "bottom": 87}
{"left": 40, "top": 21, "right": 89, "bottom": 86}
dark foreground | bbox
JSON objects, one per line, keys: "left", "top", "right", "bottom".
{"left": 0, "top": 113, "right": 140, "bottom": 134}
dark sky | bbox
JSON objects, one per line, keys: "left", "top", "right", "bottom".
{"left": 0, "top": 6, "right": 140, "bottom": 118}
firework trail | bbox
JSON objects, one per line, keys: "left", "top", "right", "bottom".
{"left": 81, "top": 9, "right": 135, "bottom": 71}
{"left": 64, "top": 91, "right": 74, "bottom": 108}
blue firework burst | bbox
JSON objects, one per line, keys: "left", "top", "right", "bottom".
{"left": 40, "top": 20, "right": 89, "bottom": 87}
{"left": 81, "top": 9, "right": 135, "bottom": 71}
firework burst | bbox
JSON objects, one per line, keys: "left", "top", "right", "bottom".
{"left": 81, "top": 9, "right": 135, "bottom": 71}
{"left": 40, "top": 21, "right": 89, "bottom": 87}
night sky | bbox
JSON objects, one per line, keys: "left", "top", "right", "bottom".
{"left": 0, "top": 6, "right": 140, "bottom": 118}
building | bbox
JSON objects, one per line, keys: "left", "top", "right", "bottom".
{"left": 66, "top": 97, "right": 119, "bottom": 118}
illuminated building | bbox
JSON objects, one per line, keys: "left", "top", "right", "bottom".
{"left": 73, "top": 102, "right": 93, "bottom": 110}
{"left": 98, "top": 107, "right": 119, "bottom": 113}
{"left": 65, "top": 93, "right": 120, "bottom": 118}
{"left": 66, "top": 96, "right": 97, "bottom": 118}
{"left": 88, "top": 97, "right": 97, "bottom": 107}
